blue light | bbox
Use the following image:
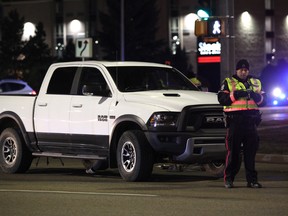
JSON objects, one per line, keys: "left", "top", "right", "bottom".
{"left": 279, "top": 93, "right": 286, "bottom": 100}
{"left": 272, "top": 87, "right": 282, "bottom": 97}
{"left": 273, "top": 100, "right": 278, "bottom": 105}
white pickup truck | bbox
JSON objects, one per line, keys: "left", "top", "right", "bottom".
{"left": 0, "top": 61, "right": 226, "bottom": 181}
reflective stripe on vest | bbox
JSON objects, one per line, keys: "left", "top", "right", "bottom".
{"left": 249, "top": 78, "right": 262, "bottom": 93}
{"left": 224, "top": 77, "right": 260, "bottom": 112}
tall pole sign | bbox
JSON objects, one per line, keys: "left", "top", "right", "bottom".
{"left": 196, "top": 0, "right": 235, "bottom": 87}
{"left": 197, "top": 38, "right": 221, "bottom": 63}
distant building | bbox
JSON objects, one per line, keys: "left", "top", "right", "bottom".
{"left": 1, "top": 0, "right": 288, "bottom": 87}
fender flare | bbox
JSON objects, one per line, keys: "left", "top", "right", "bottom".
{"left": 110, "top": 114, "right": 148, "bottom": 139}
{"left": 0, "top": 111, "right": 36, "bottom": 151}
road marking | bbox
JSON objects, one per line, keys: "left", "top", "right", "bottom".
{"left": 0, "top": 189, "right": 158, "bottom": 197}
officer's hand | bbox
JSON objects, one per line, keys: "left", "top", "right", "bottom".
{"left": 249, "top": 91, "right": 261, "bottom": 102}
{"left": 234, "top": 90, "right": 248, "bottom": 99}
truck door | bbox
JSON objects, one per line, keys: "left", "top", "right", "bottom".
{"left": 69, "top": 66, "right": 113, "bottom": 157}
{"left": 34, "top": 66, "right": 78, "bottom": 152}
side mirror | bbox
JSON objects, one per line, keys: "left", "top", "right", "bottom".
{"left": 82, "top": 84, "right": 111, "bottom": 97}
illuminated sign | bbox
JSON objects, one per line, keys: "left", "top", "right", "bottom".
{"left": 197, "top": 38, "right": 221, "bottom": 63}
{"left": 198, "top": 56, "right": 221, "bottom": 63}
{"left": 198, "top": 41, "right": 221, "bottom": 55}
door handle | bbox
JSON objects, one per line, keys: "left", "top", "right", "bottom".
{"left": 38, "top": 102, "right": 47, "bottom": 107}
{"left": 72, "top": 104, "right": 83, "bottom": 108}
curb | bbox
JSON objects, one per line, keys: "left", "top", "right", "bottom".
{"left": 256, "top": 154, "right": 288, "bottom": 164}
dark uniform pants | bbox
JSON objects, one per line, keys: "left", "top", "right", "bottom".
{"left": 224, "top": 115, "right": 259, "bottom": 183}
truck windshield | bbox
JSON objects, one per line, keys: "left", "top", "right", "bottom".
{"left": 106, "top": 66, "right": 199, "bottom": 92}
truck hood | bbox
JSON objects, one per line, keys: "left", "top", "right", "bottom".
{"left": 122, "top": 90, "right": 220, "bottom": 111}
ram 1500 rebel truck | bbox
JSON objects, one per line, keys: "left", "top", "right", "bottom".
{"left": 0, "top": 61, "right": 226, "bottom": 181}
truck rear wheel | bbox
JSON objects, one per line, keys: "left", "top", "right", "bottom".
{"left": 0, "top": 128, "right": 33, "bottom": 173}
{"left": 117, "top": 130, "right": 154, "bottom": 182}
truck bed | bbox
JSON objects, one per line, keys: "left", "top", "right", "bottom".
{"left": 0, "top": 95, "right": 37, "bottom": 132}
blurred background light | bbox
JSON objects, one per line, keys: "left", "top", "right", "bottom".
{"left": 184, "top": 13, "right": 199, "bottom": 31}
{"left": 69, "top": 19, "right": 82, "bottom": 33}
{"left": 22, "top": 22, "right": 36, "bottom": 41}
{"left": 240, "top": 11, "right": 253, "bottom": 31}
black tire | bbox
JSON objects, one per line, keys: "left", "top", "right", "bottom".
{"left": 203, "top": 161, "right": 225, "bottom": 178}
{"left": 117, "top": 130, "right": 154, "bottom": 182}
{"left": 204, "top": 154, "right": 242, "bottom": 178}
{"left": 82, "top": 159, "right": 108, "bottom": 171}
{"left": 0, "top": 128, "right": 33, "bottom": 173}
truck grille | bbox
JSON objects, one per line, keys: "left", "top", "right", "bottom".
{"left": 178, "top": 105, "right": 225, "bottom": 131}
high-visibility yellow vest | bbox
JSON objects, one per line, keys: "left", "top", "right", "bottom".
{"left": 190, "top": 77, "right": 202, "bottom": 87}
{"left": 224, "top": 77, "right": 261, "bottom": 112}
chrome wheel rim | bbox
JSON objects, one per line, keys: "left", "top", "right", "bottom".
{"left": 121, "top": 141, "right": 136, "bottom": 172}
{"left": 3, "top": 137, "right": 17, "bottom": 165}
{"left": 212, "top": 161, "right": 224, "bottom": 168}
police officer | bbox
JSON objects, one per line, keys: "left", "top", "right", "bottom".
{"left": 218, "top": 59, "right": 266, "bottom": 189}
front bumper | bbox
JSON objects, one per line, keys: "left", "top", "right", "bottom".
{"left": 173, "top": 136, "right": 226, "bottom": 163}
{"left": 145, "top": 131, "right": 226, "bottom": 164}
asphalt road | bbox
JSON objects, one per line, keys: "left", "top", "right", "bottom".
{"left": 258, "top": 106, "right": 288, "bottom": 155}
{"left": 0, "top": 106, "right": 287, "bottom": 216}
{"left": 0, "top": 159, "right": 287, "bottom": 216}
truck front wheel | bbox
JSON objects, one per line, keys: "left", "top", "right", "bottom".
{"left": 0, "top": 128, "right": 33, "bottom": 173}
{"left": 203, "top": 155, "right": 242, "bottom": 178}
{"left": 203, "top": 161, "right": 225, "bottom": 178}
{"left": 117, "top": 130, "right": 154, "bottom": 182}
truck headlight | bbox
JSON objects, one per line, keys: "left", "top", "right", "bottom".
{"left": 147, "top": 112, "right": 179, "bottom": 128}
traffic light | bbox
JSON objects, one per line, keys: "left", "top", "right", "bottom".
{"left": 197, "top": 9, "right": 209, "bottom": 19}
{"left": 195, "top": 19, "right": 207, "bottom": 36}
{"left": 194, "top": 18, "right": 225, "bottom": 37}
{"left": 207, "top": 18, "right": 225, "bottom": 36}
{"left": 196, "top": 0, "right": 210, "bottom": 19}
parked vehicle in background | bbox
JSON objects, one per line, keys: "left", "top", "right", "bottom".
{"left": 0, "top": 79, "right": 36, "bottom": 95}
{"left": 0, "top": 61, "right": 226, "bottom": 181}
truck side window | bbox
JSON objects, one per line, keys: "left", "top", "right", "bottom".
{"left": 78, "top": 67, "right": 108, "bottom": 95}
{"left": 47, "top": 67, "right": 77, "bottom": 94}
